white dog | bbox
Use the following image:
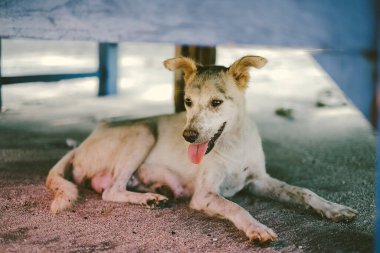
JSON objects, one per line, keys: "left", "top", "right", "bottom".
{"left": 46, "top": 55, "right": 357, "bottom": 243}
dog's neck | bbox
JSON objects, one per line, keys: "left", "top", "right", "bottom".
{"left": 212, "top": 103, "right": 250, "bottom": 165}
{"left": 223, "top": 96, "right": 249, "bottom": 140}
{"left": 235, "top": 95, "right": 249, "bottom": 132}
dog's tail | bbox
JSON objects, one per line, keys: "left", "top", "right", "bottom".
{"left": 46, "top": 150, "right": 78, "bottom": 213}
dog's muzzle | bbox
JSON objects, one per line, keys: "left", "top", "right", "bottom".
{"left": 183, "top": 129, "right": 199, "bottom": 143}
{"left": 186, "top": 122, "right": 226, "bottom": 164}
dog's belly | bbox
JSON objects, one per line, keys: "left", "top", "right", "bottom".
{"left": 142, "top": 153, "right": 199, "bottom": 196}
{"left": 133, "top": 163, "right": 193, "bottom": 198}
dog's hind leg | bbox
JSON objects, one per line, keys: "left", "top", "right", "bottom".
{"left": 46, "top": 150, "right": 78, "bottom": 213}
{"left": 248, "top": 175, "right": 358, "bottom": 222}
{"left": 102, "top": 162, "right": 169, "bottom": 208}
{"left": 101, "top": 126, "right": 169, "bottom": 208}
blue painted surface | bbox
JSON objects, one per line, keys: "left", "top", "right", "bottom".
{"left": 0, "top": 0, "right": 375, "bottom": 50}
{"left": 98, "top": 43, "right": 118, "bottom": 96}
{"left": 313, "top": 52, "right": 375, "bottom": 120}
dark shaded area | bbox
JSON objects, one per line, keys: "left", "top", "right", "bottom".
{"left": 0, "top": 227, "right": 30, "bottom": 243}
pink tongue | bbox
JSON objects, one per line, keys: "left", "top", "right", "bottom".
{"left": 188, "top": 142, "right": 209, "bottom": 164}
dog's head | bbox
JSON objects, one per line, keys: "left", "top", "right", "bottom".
{"left": 164, "top": 55, "right": 267, "bottom": 164}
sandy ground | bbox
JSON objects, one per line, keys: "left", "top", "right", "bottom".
{"left": 0, "top": 42, "right": 375, "bottom": 252}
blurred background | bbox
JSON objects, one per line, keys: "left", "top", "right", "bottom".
{"left": 1, "top": 39, "right": 355, "bottom": 131}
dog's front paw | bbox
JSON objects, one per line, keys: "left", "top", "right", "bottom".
{"left": 317, "top": 202, "right": 358, "bottom": 222}
{"left": 246, "top": 223, "right": 277, "bottom": 243}
{"left": 144, "top": 193, "right": 170, "bottom": 208}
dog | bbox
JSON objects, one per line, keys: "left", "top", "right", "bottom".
{"left": 46, "top": 55, "right": 357, "bottom": 243}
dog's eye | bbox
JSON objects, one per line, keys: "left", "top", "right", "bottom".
{"left": 185, "top": 98, "right": 193, "bottom": 107}
{"left": 211, "top": 99, "right": 223, "bottom": 108}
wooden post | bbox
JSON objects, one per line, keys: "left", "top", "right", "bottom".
{"left": 98, "top": 43, "right": 118, "bottom": 96}
{"left": 174, "top": 45, "right": 216, "bottom": 112}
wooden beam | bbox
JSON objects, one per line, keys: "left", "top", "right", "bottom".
{"left": 98, "top": 43, "right": 118, "bottom": 96}
{"left": 0, "top": 1, "right": 375, "bottom": 51}
{"left": 1, "top": 72, "right": 98, "bottom": 85}
{"left": 174, "top": 45, "right": 216, "bottom": 112}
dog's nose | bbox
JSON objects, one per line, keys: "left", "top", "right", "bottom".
{"left": 183, "top": 129, "right": 199, "bottom": 143}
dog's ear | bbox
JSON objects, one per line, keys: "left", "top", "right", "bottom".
{"left": 228, "top": 56, "right": 267, "bottom": 89}
{"left": 163, "top": 57, "right": 197, "bottom": 82}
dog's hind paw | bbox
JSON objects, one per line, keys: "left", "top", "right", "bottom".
{"left": 318, "top": 203, "right": 358, "bottom": 222}
{"left": 144, "top": 194, "right": 170, "bottom": 209}
{"left": 246, "top": 223, "right": 277, "bottom": 243}
{"left": 51, "top": 195, "right": 76, "bottom": 213}
{"left": 50, "top": 186, "right": 78, "bottom": 214}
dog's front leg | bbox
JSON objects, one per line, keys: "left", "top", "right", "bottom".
{"left": 190, "top": 171, "right": 277, "bottom": 243}
{"left": 249, "top": 175, "right": 358, "bottom": 222}
{"left": 191, "top": 191, "right": 277, "bottom": 242}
